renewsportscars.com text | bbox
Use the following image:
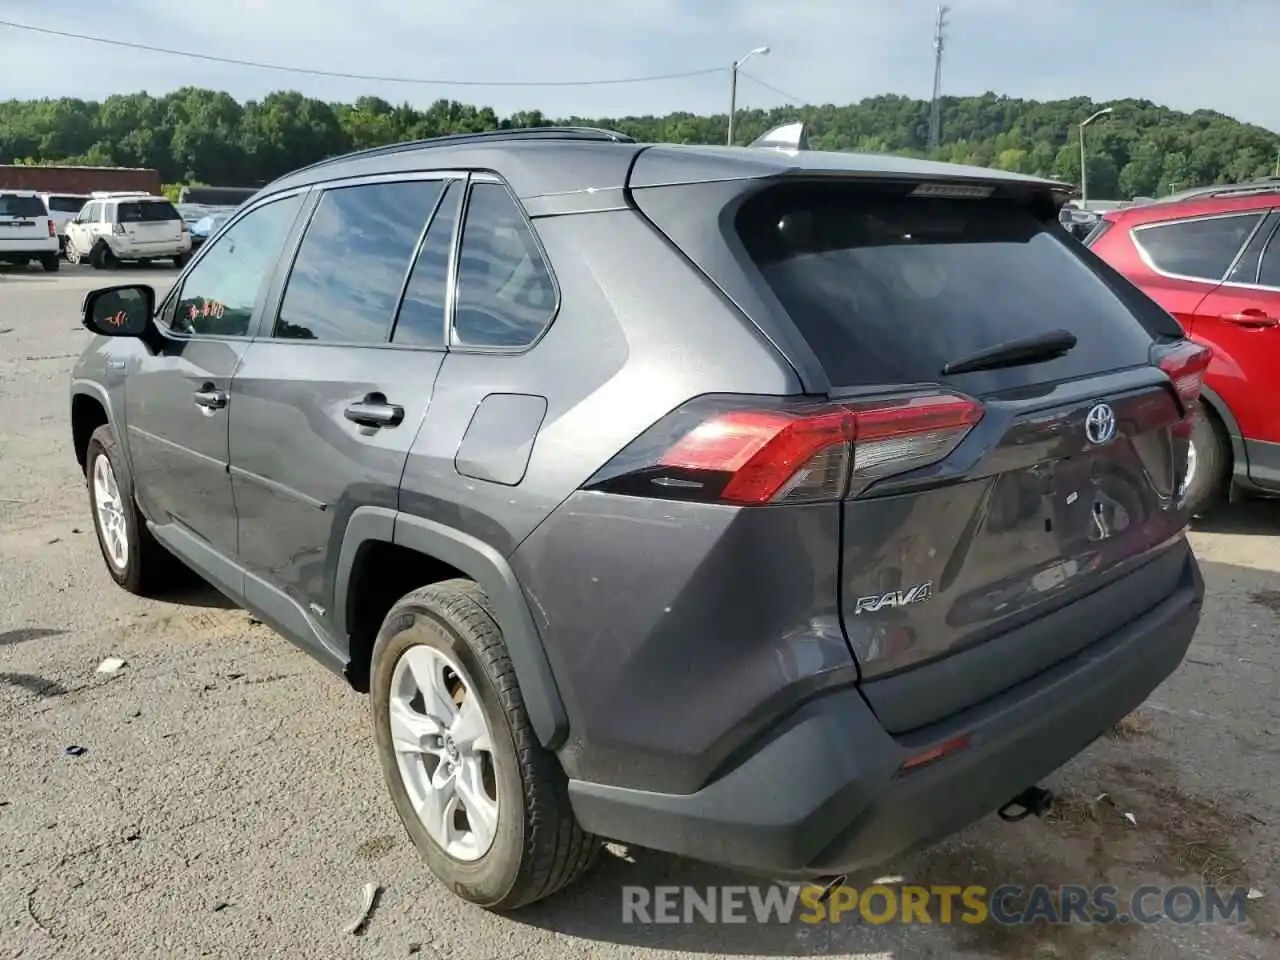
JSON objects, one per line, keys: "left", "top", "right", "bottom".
{"left": 621, "top": 883, "right": 1252, "bottom": 926}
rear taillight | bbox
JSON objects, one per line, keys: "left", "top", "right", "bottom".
{"left": 1156, "top": 340, "right": 1213, "bottom": 409}
{"left": 584, "top": 391, "right": 984, "bottom": 506}
{"left": 181, "top": 221, "right": 190, "bottom": 233}
{"left": 47, "top": 220, "right": 56, "bottom": 237}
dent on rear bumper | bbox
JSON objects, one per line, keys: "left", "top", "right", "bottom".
{"left": 568, "top": 545, "right": 1204, "bottom": 877}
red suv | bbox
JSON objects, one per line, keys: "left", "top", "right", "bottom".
{"left": 1087, "top": 181, "right": 1280, "bottom": 514}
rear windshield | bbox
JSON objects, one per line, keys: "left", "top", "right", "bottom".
{"left": 736, "top": 182, "right": 1162, "bottom": 392}
{"left": 117, "top": 200, "right": 180, "bottom": 223}
{"left": 46, "top": 196, "right": 87, "bottom": 213}
{"left": 0, "top": 194, "right": 48, "bottom": 218}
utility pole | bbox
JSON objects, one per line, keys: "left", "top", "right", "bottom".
{"left": 1274, "top": 147, "right": 1279, "bottom": 177}
{"left": 928, "top": 5, "right": 949, "bottom": 153}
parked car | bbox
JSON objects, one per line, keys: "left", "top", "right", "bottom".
{"left": 0, "top": 189, "right": 59, "bottom": 271}
{"left": 1086, "top": 179, "right": 1280, "bottom": 514}
{"left": 1059, "top": 203, "right": 1100, "bottom": 240}
{"left": 64, "top": 192, "right": 191, "bottom": 269}
{"left": 37, "top": 192, "right": 90, "bottom": 254}
{"left": 189, "top": 206, "right": 236, "bottom": 251}
{"left": 175, "top": 202, "right": 208, "bottom": 227}
{"left": 69, "top": 129, "right": 1207, "bottom": 911}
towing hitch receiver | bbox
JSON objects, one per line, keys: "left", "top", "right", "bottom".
{"left": 997, "top": 785, "right": 1054, "bottom": 822}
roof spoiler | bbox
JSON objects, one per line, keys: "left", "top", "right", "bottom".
{"left": 748, "top": 120, "right": 809, "bottom": 152}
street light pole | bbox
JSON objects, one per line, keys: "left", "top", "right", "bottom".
{"left": 728, "top": 45, "right": 770, "bottom": 146}
{"left": 1078, "top": 107, "right": 1113, "bottom": 205}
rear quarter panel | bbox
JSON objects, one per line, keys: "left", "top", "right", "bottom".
{"left": 398, "top": 206, "right": 801, "bottom": 553}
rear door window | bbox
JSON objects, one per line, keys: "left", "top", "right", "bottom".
{"left": 0, "top": 194, "right": 48, "bottom": 218}
{"left": 117, "top": 200, "right": 182, "bottom": 223}
{"left": 736, "top": 181, "right": 1161, "bottom": 393}
{"left": 1132, "top": 212, "right": 1263, "bottom": 282}
{"left": 393, "top": 181, "right": 460, "bottom": 348}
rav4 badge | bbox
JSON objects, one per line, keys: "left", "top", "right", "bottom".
{"left": 853, "top": 581, "right": 934, "bottom": 615}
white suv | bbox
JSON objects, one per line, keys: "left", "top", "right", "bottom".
{"left": 38, "top": 192, "right": 91, "bottom": 255}
{"left": 0, "top": 190, "right": 60, "bottom": 272}
{"left": 64, "top": 192, "right": 191, "bottom": 269}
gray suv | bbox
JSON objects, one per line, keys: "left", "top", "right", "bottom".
{"left": 69, "top": 127, "right": 1208, "bottom": 910}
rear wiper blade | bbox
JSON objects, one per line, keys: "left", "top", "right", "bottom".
{"left": 940, "top": 329, "right": 1078, "bottom": 376}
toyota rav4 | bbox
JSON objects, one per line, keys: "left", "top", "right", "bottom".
{"left": 69, "top": 127, "right": 1206, "bottom": 910}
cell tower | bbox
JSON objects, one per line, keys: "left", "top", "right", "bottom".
{"left": 928, "top": 5, "right": 950, "bottom": 152}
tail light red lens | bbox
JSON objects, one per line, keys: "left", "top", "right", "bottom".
{"left": 47, "top": 220, "right": 56, "bottom": 237}
{"left": 1156, "top": 340, "right": 1212, "bottom": 409}
{"left": 584, "top": 391, "right": 984, "bottom": 506}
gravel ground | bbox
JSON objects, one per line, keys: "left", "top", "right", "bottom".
{"left": 2, "top": 264, "right": 1278, "bottom": 960}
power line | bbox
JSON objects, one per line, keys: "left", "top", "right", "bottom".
{"left": 737, "top": 71, "right": 810, "bottom": 107}
{"left": 0, "top": 19, "right": 726, "bottom": 88}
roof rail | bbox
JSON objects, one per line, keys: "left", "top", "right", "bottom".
{"left": 89, "top": 190, "right": 153, "bottom": 199}
{"left": 1156, "top": 177, "right": 1280, "bottom": 204}
{"left": 288, "top": 126, "right": 636, "bottom": 179}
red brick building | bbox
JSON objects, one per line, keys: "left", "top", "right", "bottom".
{"left": 0, "top": 164, "right": 162, "bottom": 195}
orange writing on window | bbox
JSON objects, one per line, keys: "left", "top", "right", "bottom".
{"left": 187, "top": 299, "right": 226, "bottom": 323}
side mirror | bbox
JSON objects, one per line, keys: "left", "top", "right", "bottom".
{"left": 82, "top": 284, "right": 155, "bottom": 337}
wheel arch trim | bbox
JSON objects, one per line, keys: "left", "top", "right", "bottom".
{"left": 70, "top": 380, "right": 120, "bottom": 464}
{"left": 1197, "top": 384, "right": 1249, "bottom": 483}
{"left": 334, "top": 507, "right": 569, "bottom": 750}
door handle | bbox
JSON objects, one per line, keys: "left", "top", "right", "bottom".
{"left": 193, "top": 386, "right": 228, "bottom": 410}
{"left": 344, "top": 394, "right": 404, "bottom": 428}
{"left": 1220, "top": 309, "right": 1278, "bottom": 328}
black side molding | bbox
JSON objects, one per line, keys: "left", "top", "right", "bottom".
{"left": 334, "top": 508, "right": 570, "bottom": 750}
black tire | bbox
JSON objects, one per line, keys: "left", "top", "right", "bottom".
{"left": 370, "top": 579, "right": 598, "bottom": 910}
{"left": 1182, "top": 405, "right": 1229, "bottom": 518}
{"left": 40, "top": 253, "right": 59, "bottom": 273}
{"left": 90, "top": 241, "right": 117, "bottom": 270}
{"left": 84, "top": 425, "right": 173, "bottom": 596}
{"left": 65, "top": 241, "right": 81, "bottom": 266}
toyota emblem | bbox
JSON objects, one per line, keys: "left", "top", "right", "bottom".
{"left": 1084, "top": 403, "right": 1117, "bottom": 445}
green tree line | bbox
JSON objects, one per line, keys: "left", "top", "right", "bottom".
{"left": 2, "top": 87, "right": 1277, "bottom": 199}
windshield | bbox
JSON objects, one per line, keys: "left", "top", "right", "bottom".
{"left": 118, "top": 200, "right": 181, "bottom": 223}
{"left": 46, "top": 196, "right": 88, "bottom": 213}
{"left": 0, "top": 194, "right": 48, "bottom": 218}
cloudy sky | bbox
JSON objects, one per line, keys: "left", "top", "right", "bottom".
{"left": 2, "top": 1, "right": 1277, "bottom": 132}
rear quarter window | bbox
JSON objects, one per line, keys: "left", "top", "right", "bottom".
{"left": 735, "top": 181, "right": 1162, "bottom": 394}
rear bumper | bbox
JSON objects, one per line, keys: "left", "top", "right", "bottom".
{"left": 567, "top": 540, "right": 1203, "bottom": 878}
{"left": 105, "top": 237, "right": 189, "bottom": 260}
{"left": 0, "top": 240, "right": 57, "bottom": 258}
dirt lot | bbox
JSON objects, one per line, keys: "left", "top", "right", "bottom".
{"left": 2, "top": 264, "right": 1278, "bottom": 960}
